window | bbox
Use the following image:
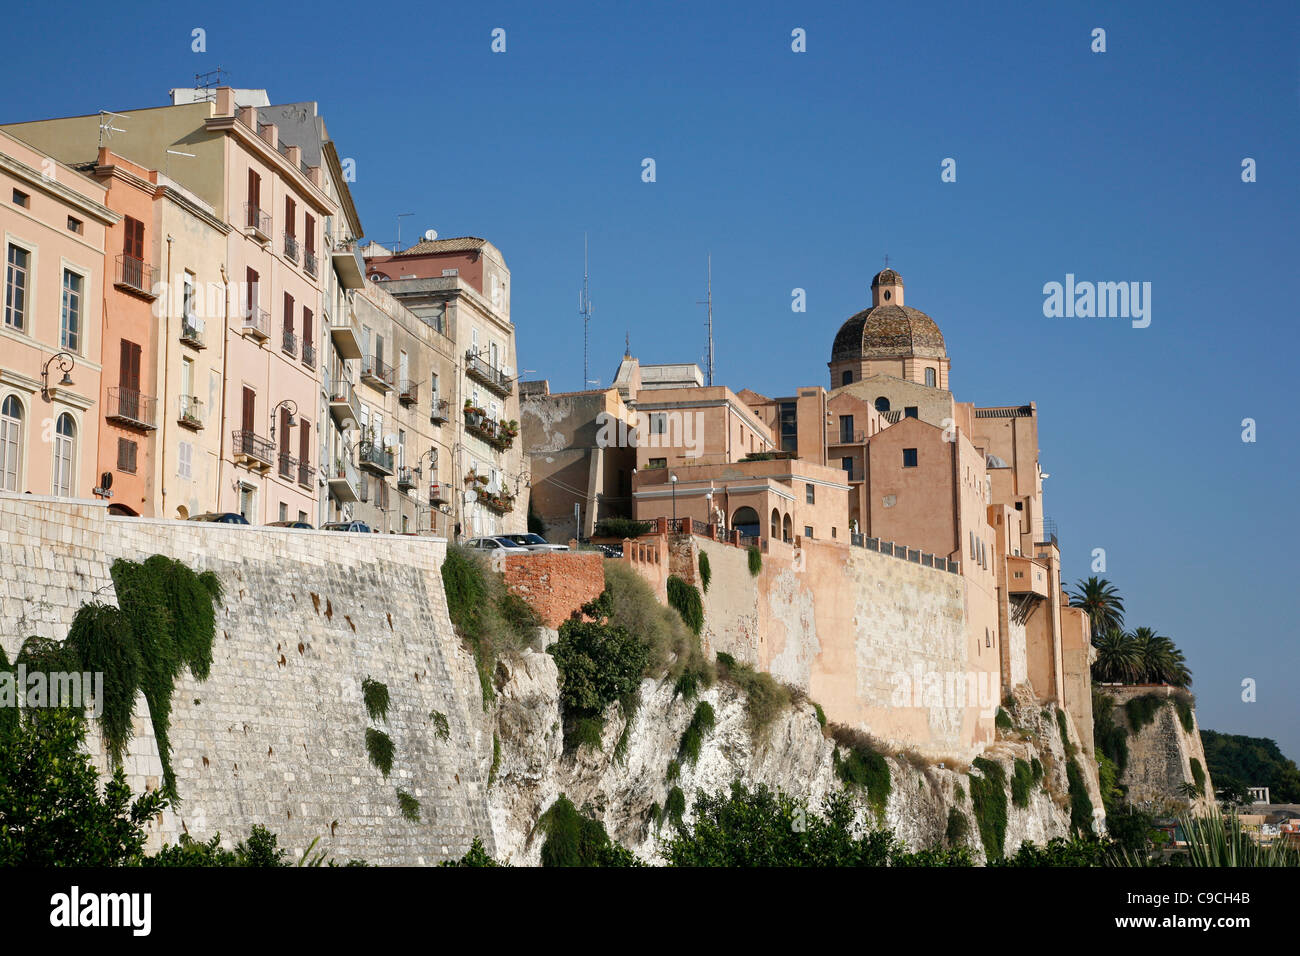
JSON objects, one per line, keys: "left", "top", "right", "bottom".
{"left": 925, "top": 367, "right": 936, "bottom": 387}
{"left": 831, "top": 527, "right": 837, "bottom": 538}
{"left": 238, "top": 484, "right": 255, "bottom": 521}
{"left": 778, "top": 400, "right": 797, "bottom": 452}
{"left": 804, "top": 526, "right": 813, "bottom": 538}
{"left": 302, "top": 308, "right": 313, "bottom": 364}
{"left": 299, "top": 419, "right": 311, "bottom": 471}
{"left": 874, "top": 396, "right": 890, "bottom": 412}
{"left": 285, "top": 196, "right": 296, "bottom": 237}
{"left": 841, "top": 370, "right": 853, "bottom": 386}
{"left": 0, "top": 395, "right": 22, "bottom": 491}
{"left": 298, "top": 510, "right": 308, "bottom": 523}
{"left": 279, "top": 502, "right": 289, "bottom": 522}
{"left": 67, "top": 216, "right": 83, "bottom": 234}
{"left": 970, "top": 531, "right": 976, "bottom": 560}
{"left": 839, "top": 415, "right": 854, "bottom": 443}
{"left": 178, "top": 441, "right": 193, "bottom": 479}
{"left": 245, "top": 267, "right": 259, "bottom": 316}
{"left": 52, "top": 413, "right": 75, "bottom": 496}
{"left": 904, "top": 406, "right": 918, "bottom": 419}
{"left": 430, "top": 371, "right": 439, "bottom": 402}
{"left": 806, "top": 483, "right": 815, "bottom": 504}
{"left": 648, "top": 457, "right": 667, "bottom": 469}
{"left": 183, "top": 271, "right": 196, "bottom": 318}
{"left": 284, "top": 291, "right": 294, "bottom": 334}
{"left": 985, "top": 628, "right": 991, "bottom": 648}
{"left": 123, "top": 216, "right": 144, "bottom": 265}
{"left": 247, "top": 169, "right": 261, "bottom": 211}
{"left": 11, "top": 189, "right": 28, "bottom": 208}
{"left": 902, "top": 447, "right": 918, "bottom": 468}
{"left": 650, "top": 413, "right": 667, "bottom": 435}
{"left": 304, "top": 214, "right": 315, "bottom": 256}
{"left": 117, "top": 438, "right": 137, "bottom": 474}
{"left": 5, "top": 244, "right": 30, "bottom": 331}
{"left": 841, "top": 456, "right": 853, "bottom": 474}
{"left": 60, "top": 270, "right": 83, "bottom": 352}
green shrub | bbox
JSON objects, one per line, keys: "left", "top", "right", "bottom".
{"left": 62, "top": 602, "right": 140, "bottom": 764}
{"left": 747, "top": 546, "right": 762, "bottom": 576}
{"left": 946, "top": 808, "right": 970, "bottom": 846}
{"left": 1092, "top": 691, "right": 1130, "bottom": 774}
{"left": 570, "top": 715, "right": 604, "bottom": 752}
{"left": 365, "top": 728, "right": 394, "bottom": 776}
{"left": 430, "top": 710, "right": 450, "bottom": 741}
{"left": 969, "top": 757, "right": 1008, "bottom": 860}
{"left": 1190, "top": 757, "right": 1206, "bottom": 791}
{"left": 550, "top": 617, "right": 649, "bottom": 751}
{"left": 1011, "top": 758, "right": 1034, "bottom": 808}
{"left": 489, "top": 732, "right": 501, "bottom": 784}
{"left": 678, "top": 701, "right": 716, "bottom": 766}
{"left": 361, "top": 677, "right": 389, "bottom": 723}
{"left": 666, "top": 758, "right": 681, "bottom": 783}
{"left": 954, "top": 782, "right": 965, "bottom": 801}
{"left": 1125, "top": 694, "right": 1165, "bottom": 733}
{"left": 143, "top": 554, "right": 216, "bottom": 680}
{"left": 613, "top": 691, "right": 638, "bottom": 764}
{"left": 439, "top": 836, "right": 503, "bottom": 867}
{"left": 995, "top": 707, "right": 1013, "bottom": 731}
{"left": 716, "top": 653, "right": 789, "bottom": 735}
{"left": 1055, "top": 708, "right": 1073, "bottom": 753}
{"left": 698, "top": 552, "right": 712, "bottom": 593}
{"left": 592, "top": 517, "right": 655, "bottom": 539}
{"left": 537, "top": 794, "right": 640, "bottom": 866}
{"left": 813, "top": 702, "right": 826, "bottom": 728}
{"left": 664, "top": 786, "right": 687, "bottom": 829}
{"left": 1066, "top": 758, "right": 1094, "bottom": 834}
{"left": 594, "top": 562, "right": 703, "bottom": 681}
{"left": 831, "top": 728, "right": 892, "bottom": 819}
{"left": 1030, "top": 757, "right": 1044, "bottom": 783}
{"left": 666, "top": 575, "right": 704, "bottom": 635}
{"left": 1173, "top": 693, "right": 1195, "bottom": 733}
{"left": 396, "top": 789, "right": 420, "bottom": 822}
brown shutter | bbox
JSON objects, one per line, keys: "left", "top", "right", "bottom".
{"left": 119, "top": 340, "right": 141, "bottom": 392}
{"left": 246, "top": 267, "right": 258, "bottom": 314}
{"left": 302, "top": 307, "right": 312, "bottom": 342}
{"left": 285, "top": 197, "right": 295, "bottom": 237}
{"left": 299, "top": 418, "right": 310, "bottom": 465}
{"left": 280, "top": 407, "right": 291, "bottom": 456}
{"left": 242, "top": 387, "right": 255, "bottom": 433}
{"left": 248, "top": 169, "right": 259, "bottom": 208}
{"left": 304, "top": 215, "right": 315, "bottom": 254}
{"left": 284, "top": 291, "right": 294, "bottom": 333}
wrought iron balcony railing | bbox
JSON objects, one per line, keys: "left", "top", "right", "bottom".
{"left": 302, "top": 339, "right": 316, "bottom": 369}
{"left": 242, "top": 305, "right": 270, "bottom": 340}
{"left": 283, "top": 233, "right": 300, "bottom": 262}
{"left": 178, "top": 394, "right": 203, "bottom": 429}
{"left": 180, "top": 313, "right": 206, "bottom": 349}
{"left": 105, "top": 386, "right": 157, "bottom": 431}
{"left": 361, "top": 355, "right": 394, "bottom": 391}
{"left": 232, "top": 430, "right": 275, "bottom": 469}
{"left": 398, "top": 379, "right": 418, "bottom": 406}
{"left": 464, "top": 350, "right": 512, "bottom": 395}
{"left": 244, "top": 202, "right": 271, "bottom": 237}
{"left": 115, "top": 254, "right": 158, "bottom": 298}
{"left": 282, "top": 327, "right": 298, "bottom": 358}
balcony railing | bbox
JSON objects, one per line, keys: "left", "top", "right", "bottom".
{"left": 283, "top": 233, "right": 300, "bottom": 262}
{"left": 849, "top": 533, "right": 959, "bottom": 574}
{"left": 178, "top": 394, "right": 203, "bottom": 429}
{"left": 328, "top": 377, "right": 361, "bottom": 428}
{"left": 328, "top": 456, "right": 360, "bottom": 503}
{"left": 278, "top": 452, "right": 297, "bottom": 482}
{"left": 331, "top": 237, "right": 365, "bottom": 289}
{"left": 105, "top": 386, "right": 157, "bottom": 431}
{"left": 232, "top": 430, "right": 275, "bottom": 470}
{"left": 834, "top": 429, "right": 866, "bottom": 445}
{"left": 244, "top": 203, "right": 271, "bottom": 238}
{"left": 302, "top": 339, "right": 316, "bottom": 369}
{"left": 429, "top": 398, "right": 450, "bottom": 425}
{"left": 358, "top": 442, "right": 395, "bottom": 476}
{"left": 397, "top": 466, "right": 417, "bottom": 491}
{"left": 298, "top": 460, "right": 315, "bottom": 489}
{"left": 398, "top": 379, "right": 418, "bottom": 406}
{"left": 361, "top": 355, "right": 394, "bottom": 392}
{"left": 428, "top": 481, "right": 449, "bottom": 505}
{"left": 282, "top": 327, "right": 298, "bottom": 358}
{"left": 304, "top": 250, "right": 318, "bottom": 278}
{"left": 465, "top": 350, "right": 512, "bottom": 396}
{"left": 114, "top": 254, "right": 158, "bottom": 298}
{"left": 463, "top": 406, "right": 516, "bottom": 450}
{"left": 329, "top": 307, "right": 362, "bottom": 360}
{"left": 242, "top": 305, "right": 270, "bottom": 340}
{"left": 180, "top": 313, "right": 206, "bottom": 349}
{"left": 478, "top": 488, "right": 516, "bottom": 514}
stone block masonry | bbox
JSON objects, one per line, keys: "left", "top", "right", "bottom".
{"left": 502, "top": 551, "right": 604, "bottom": 628}
{"left": 0, "top": 491, "right": 496, "bottom": 865}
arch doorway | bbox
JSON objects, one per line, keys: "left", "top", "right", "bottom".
{"left": 782, "top": 513, "right": 793, "bottom": 543}
{"left": 731, "top": 506, "right": 760, "bottom": 538}
{"left": 770, "top": 508, "right": 780, "bottom": 539}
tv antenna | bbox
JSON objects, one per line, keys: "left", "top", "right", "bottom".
{"left": 696, "top": 253, "right": 714, "bottom": 386}
{"left": 395, "top": 213, "right": 413, "bottom": 252}
{"left": 580, "top": 233, "right": 593, "bottom": 388}
{"left": 98, "top": 111, "right": 130, "bottom": 148}
{"left": 193, "top": 68, "right": 229, "bottom": 102}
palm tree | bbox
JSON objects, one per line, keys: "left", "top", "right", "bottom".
{"left": 1093, "top": 627, "right": 1141, "bottom": 683}
{"left": 1070, "top": 577, "right": 1126, "bottom": 638}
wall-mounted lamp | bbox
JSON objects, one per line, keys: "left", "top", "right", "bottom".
{"left": 270, "top": 399, "right": 299, "bottom": 440}
{"left": 41, "top": 351, "right": 76, "bottom": 400}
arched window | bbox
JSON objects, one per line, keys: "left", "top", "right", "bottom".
{"left": 841, "top": 370, "right": 853, "bottom": 387}
{"left": 731, "top": 506, "right": 760, "bottom": 538}
{"left": 925, "top": 367, "right": 936, "bottom": 387}
{"left": 770, "top": 507, "right": 780, "bottom": 539}
{"left": 52, "top": 413, "right": 76, "bottom": 496}
{"left": 874, "top": 397, "right": 890, "bottom": 413}
{"left": 0, "top": 395, "right": 23, "bottom": 491}
{"left": 782, "top": 513, "right": 793, "bottom": 543}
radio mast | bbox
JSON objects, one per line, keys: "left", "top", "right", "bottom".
{"left": 697, "top": 253, "right": 714, "bottom": 386}
{"left": 580, "top": 233, "right": 593, "bottom": 387}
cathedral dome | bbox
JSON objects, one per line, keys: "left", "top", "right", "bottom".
{"left": 830, "top": 303, "right": 947, "bottom": 362}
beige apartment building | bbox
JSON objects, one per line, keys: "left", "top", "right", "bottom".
{"left": 0, "top": 130, "right": 116, "bottom": 498}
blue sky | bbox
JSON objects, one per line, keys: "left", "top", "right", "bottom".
{"left": 5, "top": 1, "right": 1297, "bottom": 758}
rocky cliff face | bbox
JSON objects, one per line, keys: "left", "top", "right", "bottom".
{"left": 485, "top": 651, "right": 1105, "bottom": 864}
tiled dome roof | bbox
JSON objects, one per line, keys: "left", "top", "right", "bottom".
{"left": 831, "top": 304, "right": 947, "bottom": 362}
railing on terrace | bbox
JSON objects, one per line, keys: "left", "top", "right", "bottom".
{"left": 464, "top": 350, "right": 512, "bottom": 395}
{"left": 105, "top": 386, "right": 157, "bottom": 430}
{"left": 244, "top": 203, "right": 271, "bottom": 235}
{"left": 277, "top": 453, "right": 297, "bottom": 481}
{"left": 302, "top": 339, "right": 316, "bottom": 369}
{"left": 297, "top": 461, "right": 314, "bottom": 488}
{"left": 850, "top": 532, "right": 959, "bottom": 573}
{"left": 115, "top": 254, "right": 157, "bottom": 297}
{"left": 178, "top": 394, "right": 203, "bottom": 428}
{"left": 243, "top": 305, "right": 270, "bottom": 338}
{"left": 304, "top": 250, "right": 318, "bottom": 277}
{"left": 284, "top": 233, "right": 299, "bottom": 262}
{"left": 282, "top": 327, "right": 298, "bottom": 357}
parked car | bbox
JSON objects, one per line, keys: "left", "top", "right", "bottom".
{"left": 188, "top": 512, "right": 250, "bottom": 525}
{"left": 466, "top": 536, "right": 530, "bottom": 554}
{"left": 266, "top": 520, "right": 313, "bottom": 529}
{"left": 322, "top": 520, "right": 373, "bottom": 533}
{"left": 502, "top": 533, "right": 569, "bottom": 553}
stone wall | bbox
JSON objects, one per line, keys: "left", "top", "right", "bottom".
{"left": 0, "top": 492, "right": 494, "bottom": 865}
{"left": 1100, "top": 684, "right": 1214, "bottom": 813}
{"left": 502, "top": 551, "right": 604, "bottom": 628}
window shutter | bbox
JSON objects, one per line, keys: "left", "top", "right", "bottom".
{"left": 178, "top": 441, "right": 192, "bottom": 479}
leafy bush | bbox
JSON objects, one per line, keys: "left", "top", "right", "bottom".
{"left": 678, "top": 701, "right": 716, "bottom": 766}
{"left": 995, "top": 707, "right": 1013, "bottom": 731}
{"left": 397, "top": 789, "right": 421, "bottom": 822}
{"left": 361, "top": 677, "right": 389, "bottom": 723}
{"left": 1125, "top": 694, "right": 1165, "bottom": 733}
{"left": 1055, "top": 708, "right": 1073, "bottom": 754}
{"left": 813, "top": 702, "right": 827, "bottom": 728}
{"left": 537, "top": 794, "right": 641, "bottom": 866}
{"left": 1172, "top": 693, "right": 1195, "bottom": 733}
{"left": 62, "top": 603, "right": 140, "bottom": 762}
{"left": 593, "top": 517, "right": 655, "bottom": 539}
{"left": 365, "top": 728, "right": 394, "bottom": 776}
{"left": 1011, "top": 758, "right": 1034, "bottom": 808}
{"left": 594, "top": 562, "right": 704, "bottom": 681}
{"left": 146, "top": 825, "right": 289, "bottom": 867}
{"left": 1066, "top": 758, "right": 1094, "bottom": 834}
{"left": 1190, "top": 757, "right": 1206, "bottom": 791}
{"left": 439, "top": 836, "right": 504, "bottom": 867}
{"left": 664, "top": 786, "right": 687, "bottom": 829}
{"left": 550, "top": 619, "right": 648, "bottom": 719}
{"left": 430, "top": 710, "right": 450, "bottom": 741}
{"left": 969, "top": 757, "right": 1008, "bottom": 861}
{"left": 698, "top": 552, "right": 712, "bottom": 593}
{"left": 832, "top": 736, "right": 892, "bottom": 820}
{"left": 666, "top": 575, "right": 704, "bottom": 636}
{"left": 747, "top": 546, "right": 762, "bottom": 576}
{"left": 993, "top": 836, "right": 1113, "bottom": 867}
{"left": 1092, "top": 690, "right": 1130, "bottom": 775}
{"left": 946, "top": 808, "right": 970, "bottom": 846}
{"left": 716, "top": 653, "right": 789, "bottom": 735}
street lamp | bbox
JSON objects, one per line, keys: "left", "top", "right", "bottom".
{"left": 41, "top": 351, "right": 76, "bottom": 400}
{"left": 670, "top": 473, "right": 678, "bottom": 522}
{"left": 269, "top": 399, "right": 299, "bottom": 441}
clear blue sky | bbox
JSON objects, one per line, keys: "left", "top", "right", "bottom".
{"left": 5, "top": 1, "right": 1297, "bottom": 759}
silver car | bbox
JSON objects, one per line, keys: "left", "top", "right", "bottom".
{"left": 467, "top": 536, "right": 530, "bottom": 554}
{"left": 502, "top": 533, "right": 569, "bottom": 553}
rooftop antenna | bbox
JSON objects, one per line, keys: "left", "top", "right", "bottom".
{"left": 696, "top": 253, "right": 714, "bottom": 386}
{"left": 193, "top": 68, "right": 229, "bottom": 103}
{"left": 580, "top": 232, "right": 593, "bottom": 388}
{"left": 98, "top": 111, "right": 130, "bottom": 148}
{"left": 395, "top": 213, "right": 413, "bottom": 253}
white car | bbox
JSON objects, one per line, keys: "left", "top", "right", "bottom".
{"left": 466, "top": 536, "right": 530, "bottom": 554}
{"left": 502, "top": 533, "right": 569, "bottom": 553}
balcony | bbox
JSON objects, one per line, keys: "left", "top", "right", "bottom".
{"left": 105, "top": 386, "right": 157, "bottom": 431}
{"left": 429, "top": 398, "right": 450, "bottom": 425}
{"left": 328, "top": 378, "right": 361, "bottom": 428}
{"left": 478, "top": 488, "right": 515, "bottom": 515}
{"left": 465, "top": 350, "right": 512, "bottom": 396}
{"left": 178, "top": 395, "right": 204, "bottom": 430}
{"left": 358, "top": 441, "right": 395, "bottom": 477}
{"left": 302, "top": 339, "right": 316, "bottom": 370}
{"left": 428, "top": 481, "right": 449, "bottom": 506}
{"left": 282, "top": 327, "right": 298, "bottom": 358}
{"left": 180, "top": 313, "right": 206, "bottom": 350}
{"left": 242, "top": 305, "right": 270, "bottom": 342}
{"left": 331, "top": 237, "right": 365, "bottom": 289}
{"left": 329, "top": 307, "right": 363, "bottom": 360}
{"left": 277, "top": 452, "right": 298, "bottom": 482}
{"left": 361, "top": 355, "right": 394, "bottom": 392}
{"left": 114, "top": 254, "right": 158, "bottom": 299}
{"left": 304, "top": 250, "right": 318, "bottom": 278}
{"left": 244, "top": 203, "right": 271, "bottom": 241}
{"left": 397, "top": 466, "right": 417, "bottom": 492}
{"left": 328, "top": 456, "right": 360, "bottom": 503}
{"left": 283, "top": 233, "right": 300, "bottom": 263}
{"left": 298, "top": 460, "right": 315, "bottom": 489}
{"left": 397, "top": 379, "right": 418, "bottom": 406}
{"left": 1007, "top": 556, "right": 1050, "bottom": 598}
{"left": 232, "top": 430, "right": 275, "bottom": 471}
{"left": 463, "top": 406, "right": 517, "bottom": 451}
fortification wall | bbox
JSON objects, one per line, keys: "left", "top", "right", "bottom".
{"left": 0, "top": 492, "right": 493, "bottom": 865}
{"left": 1100, "top": 684, "right": 1214, "bottom": 814}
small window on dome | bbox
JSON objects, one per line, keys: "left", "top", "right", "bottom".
{"left": 874, "top": 397, "right": 890, "bottom": 413}
{"left": 883, "top": 290, "right": 891, "bottom": 301}
{"left": 925, "top": 367, "right": 936, "bottom": 387}
{"left": 841, "top": 370, "right": 853, "bottom": 387}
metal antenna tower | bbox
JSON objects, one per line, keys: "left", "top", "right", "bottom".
{"left": 696, "top": 253, "right": 714, "bottom": 386}
{"left": 580, "top": 233, "right": 593, "bottom": 387}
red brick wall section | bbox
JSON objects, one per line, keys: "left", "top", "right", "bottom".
{"left": 503, "top": 552, "right": 606, "bottom": 629}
